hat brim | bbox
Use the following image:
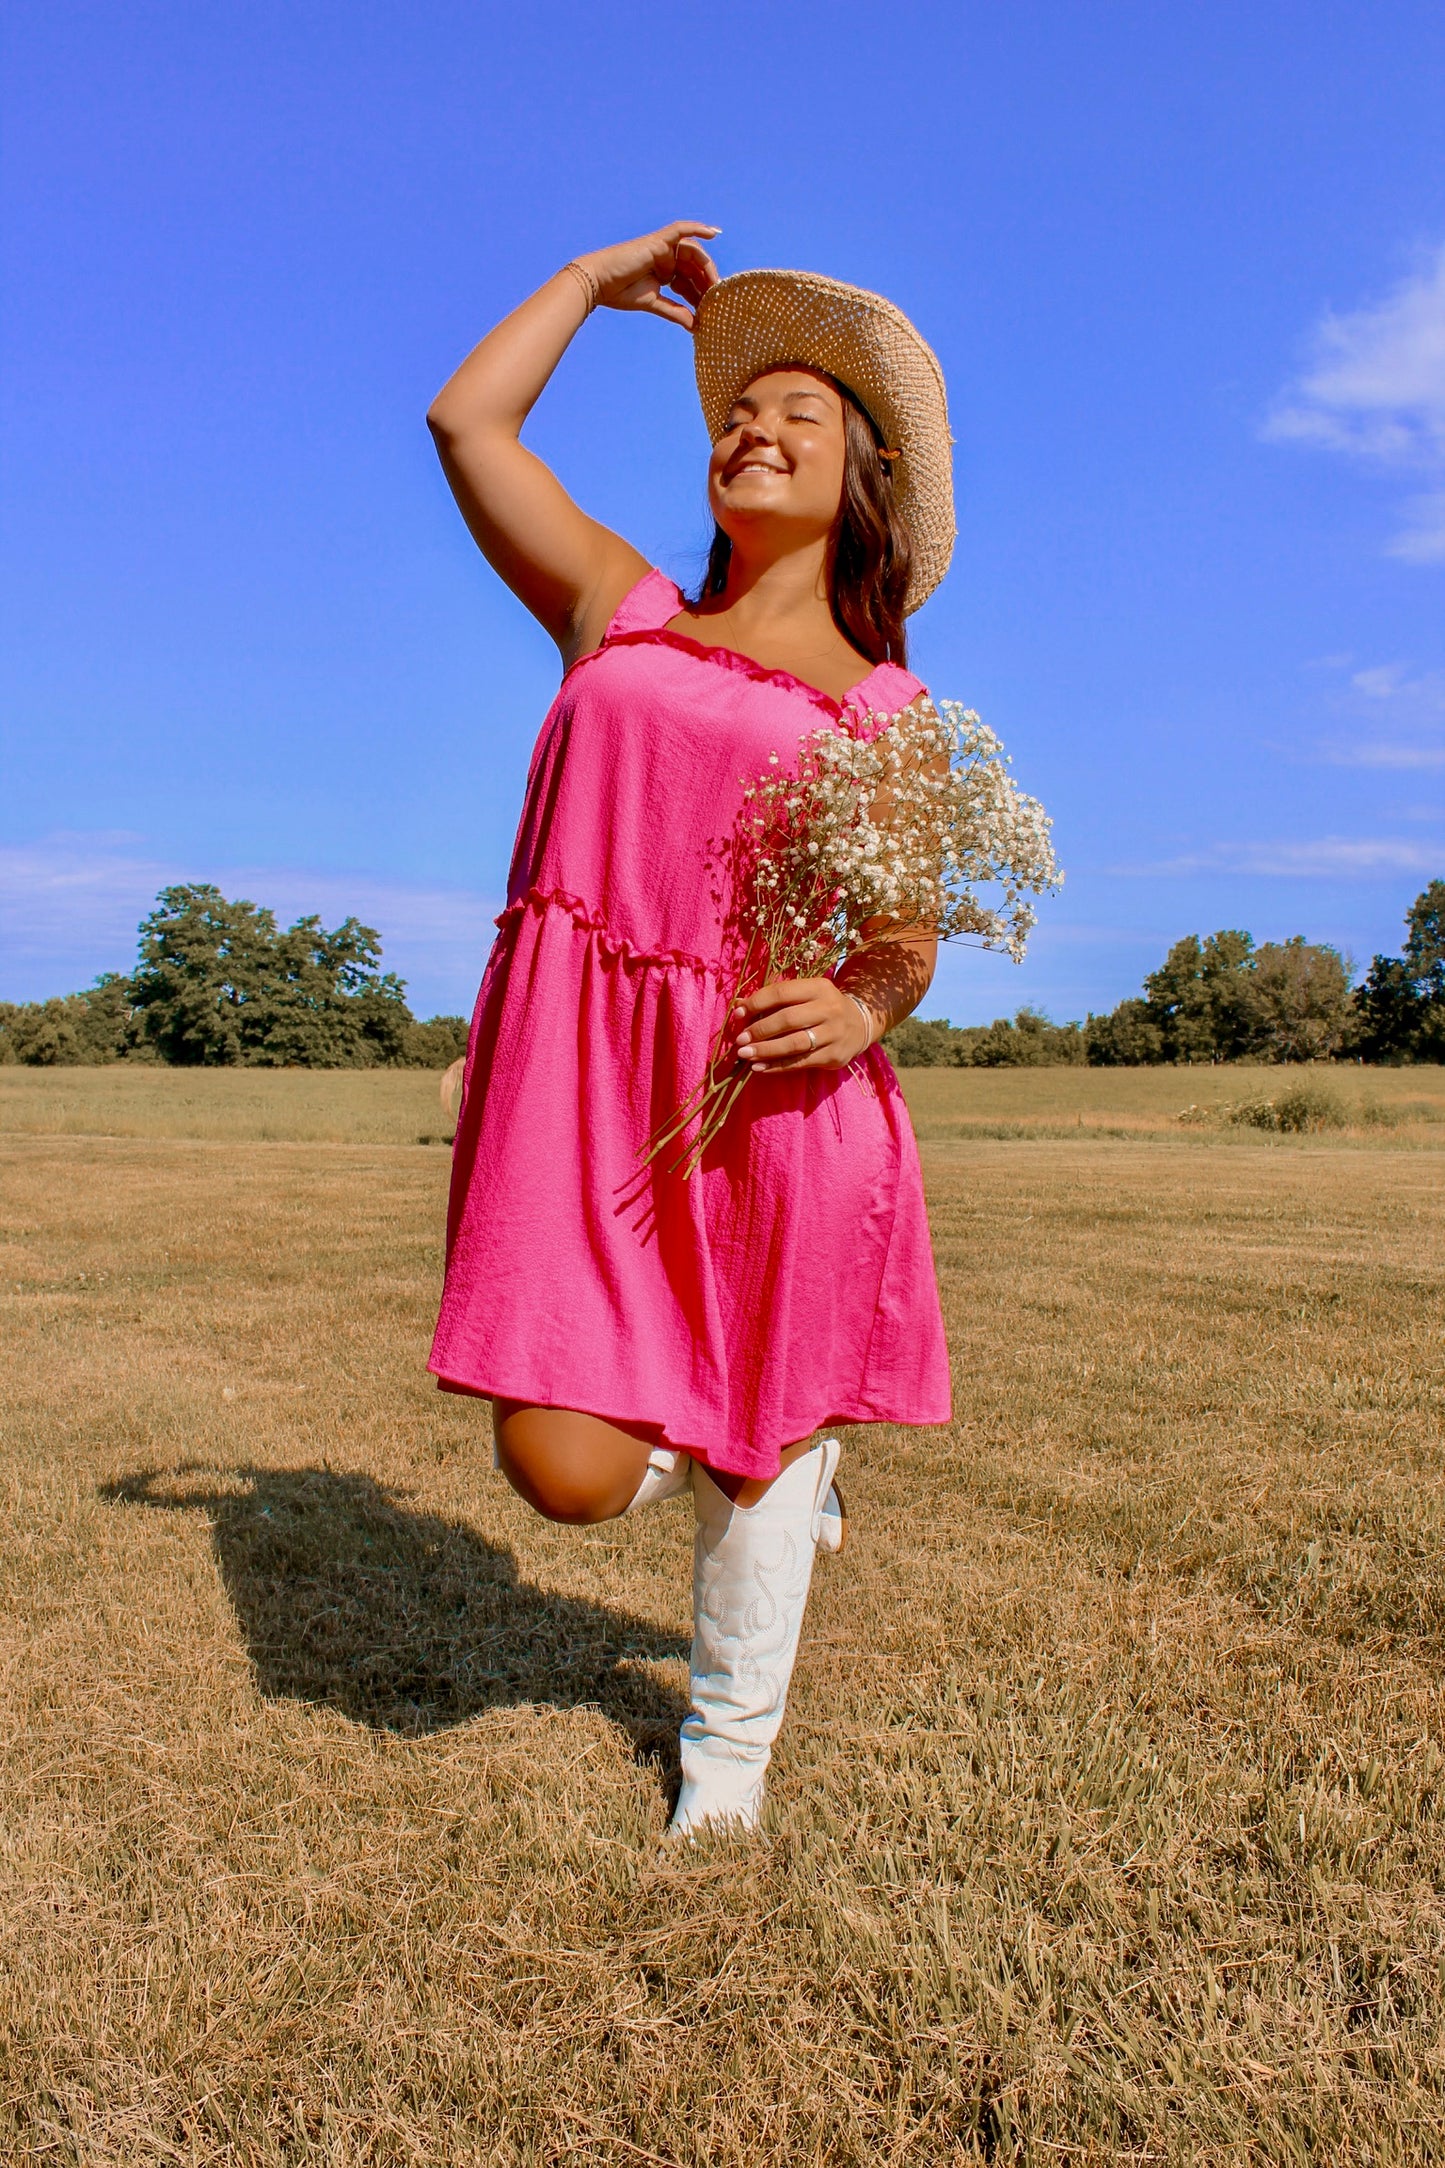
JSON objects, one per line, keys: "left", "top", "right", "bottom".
{"left": 692, "top": 269, "right": 955, "bottom": 613}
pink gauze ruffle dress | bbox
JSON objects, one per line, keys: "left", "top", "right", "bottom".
{"left": 429, "top": 569, "right": 952, "bottom": 1479}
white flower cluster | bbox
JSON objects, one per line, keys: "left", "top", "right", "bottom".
{"left": 646, "top": 697, "right": 1060, "bottom": 1176}
{"left": 736, "top": 697, "right": 1061, "bottom": 980}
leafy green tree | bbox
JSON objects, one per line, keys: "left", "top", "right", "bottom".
{"left": 1406, "top": 879, "right": 1445, "bottom": 976}
{"left": 1141, "top": 930, "right": 1256, "bottom": 1062}
{"left": 885, "top": 1007, "right": 1085, "bottom": 1066}
{"left": 1244, "top": 938, "right": 1355, "bottom": 1062}
{"left": 960, "top": 1007, "right": 1086, "bottom": 1066}
{"left": 1084, "top": 997, "right": 1165, "bottom": 1065}
{"left": 402, "top": 1015, "right": 470, "bottom": 1067}
{"left": 1354, "top": 881, "right": 1445, "bottom": 1062}
{"left": 128, "top": 885, "right": 414, "bottom": 1066}
{"left": 1353, "top": 955, "right": 1421, "bottom": 1062}
{"left": 0, "top": 976, "right": 136, "bottom": 1065}
{"left": 1087, "top": 927, "right": 1359, "bottom": 1064}
{"left": 127, "top": 886, "right": 274, "bottom": 1064}
{"left": 883, "top": 1016, "right": 966, "bottom": 1066}
{"left": 244, "top": 914, "right": 413, "bottom": 1067}
{"left": 1403, "top": 881, "right": 1445, "bottom": 1060}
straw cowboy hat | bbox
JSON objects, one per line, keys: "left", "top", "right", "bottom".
{"left": 692, "top": 269, "right": 955, "bottom": 614}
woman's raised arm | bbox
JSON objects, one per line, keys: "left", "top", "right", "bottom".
{"left": 426, "top": 222, "right": 720, "bottom": 665}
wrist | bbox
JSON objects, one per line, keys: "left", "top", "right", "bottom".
{"left": 558, "top": 259, "right": 600, "bottom": 315}
{"left": 845, "top": 991, "right": 879, "bottom": 1052}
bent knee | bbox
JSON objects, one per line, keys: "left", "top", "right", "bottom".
{"left": 493, "top": 1441, "right": 623, "bottom": 1525}
{"left": 491, "top": 1401, "right": 649, "bottom": 1524}
{"left": 525, "top": 1477, "right": 618, "bottom": 1526}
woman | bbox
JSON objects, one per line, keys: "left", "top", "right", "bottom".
{"left": 426, "top": 222, "right": 954, "bottom": 1837}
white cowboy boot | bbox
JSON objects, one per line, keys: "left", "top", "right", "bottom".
{"left": 623, "top": 1444, "right": 693, "bottom": 1513}
{"left": 632, "top": 1445, "right": 840, "bottom": 1530}
{"left": 670, "top": 1437, "right": 842, "bottom": 1838}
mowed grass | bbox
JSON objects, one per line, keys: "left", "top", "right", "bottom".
{"left": 3, "top": 1056, "right": 1443, "bottom": 1146}
{"left": 3, "top": 1071, "right": 1445, "bottom": 2163}
{"left": 897, "top": 1060, "right": 1445, "bottom": 1143}
{"left": 0, "top": 1062, "right": 460, "bottom": 1144}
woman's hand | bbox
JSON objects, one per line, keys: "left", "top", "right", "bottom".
{"left": 727, "top": 978, "right": 877, "bottom": 1073}
{"left": 576, "top": 222, "right": 721, "bottom": 330}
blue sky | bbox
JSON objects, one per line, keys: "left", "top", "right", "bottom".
{"left": 3, "top": 0, "right": 1443, "bottom": 1022}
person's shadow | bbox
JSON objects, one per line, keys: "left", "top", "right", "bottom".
{"left": 100, "top": 1464, "right": 690, "bottom": 1773}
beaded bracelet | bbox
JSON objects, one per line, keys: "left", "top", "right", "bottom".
{"left": 559, "top": 259, "right": 600, "bottom": 316}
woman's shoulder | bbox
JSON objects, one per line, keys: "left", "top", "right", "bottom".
{"left": 598, "top": 567, "right": 682, "bottom": 642}
{"left": 850, "top": 658, "right": 928, "bottom": 716}
{"left": 564, "top": 554, "right": 671, "bottom": 670}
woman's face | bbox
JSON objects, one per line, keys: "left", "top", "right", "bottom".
{"left": 707, "top": 368, "right": 847, "bottom": 549}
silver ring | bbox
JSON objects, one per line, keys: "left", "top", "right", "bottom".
{"left": 805, "top": 1027, "right": 816, "bottom": 1051}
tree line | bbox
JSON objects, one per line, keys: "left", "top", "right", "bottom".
{"left": 888, "top": 879, "right": 1444, "bottom": 1067}
{"left": 6, "top": 877, "right": 1442, "bottom": 1072}
{"left": 0, "top": 885, "right": 470, "bottom": 1069}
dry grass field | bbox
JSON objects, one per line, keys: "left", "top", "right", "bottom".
{"left": 3, "top": 1058, "right": 1443, "bottom": 1147}
{"left": 3, "top": 1065, "right": 1445, "bottom": 2163}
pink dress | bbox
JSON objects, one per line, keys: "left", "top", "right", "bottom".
{"left": 429, "top": 570, "right": 951, "bottom": 1479}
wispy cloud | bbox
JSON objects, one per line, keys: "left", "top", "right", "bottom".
{"left": 1313, "top": 658, "right": 1445, "bottom": 768}
{"left": 1389, "top": 491, "right": 1445, "bottom": 566}
{"left": 1118, "top": 837, "right": 1441, "bottom": 879}
{"left": 0, "top": 834, "right": 501, "bottom": 1011}
{"left": 1264, "top": 243, "right": 1445, "bottom": 562}
{"left": 1324, "top": 745, "right": 1445, "bottom": 770}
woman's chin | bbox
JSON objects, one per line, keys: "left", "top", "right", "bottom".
{"left": 715, "top": 500, "right": 828, "bottom": 543}
{"left": 716, "top": 481, "right": 791, "bottom": 515}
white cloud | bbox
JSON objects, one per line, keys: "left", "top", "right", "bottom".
{"left": 1266, "top": 244, "right": 1445, "bottom": 462}
{"left": 0, "top": 833, "right": 501, "bottom": 1013}
{"left": 1314, "top": 659, "right": 1445, "bottom": 768}
{"left": 1325, "top": 745, "right": 1445, "bottom": 770}
{"left": 1265, "top": 243, "right": 1445, "bottom": 559}
{"left": 1120, "top": 837, "right": 1440, "bottom": 879}
{"left": 1388, "top": 490, "right": 1445, "bottom": 564}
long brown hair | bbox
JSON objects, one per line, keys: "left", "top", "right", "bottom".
{"left": 695, "top": 373, "right": 913, "bottom": 667}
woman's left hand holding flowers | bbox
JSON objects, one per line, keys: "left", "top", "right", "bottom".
{"left": 729, "top": 979, "right": 877, "bottom": 1073}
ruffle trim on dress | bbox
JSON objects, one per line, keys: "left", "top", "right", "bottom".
{"left": 493, "top": 885, "right": 722, "bottom": 979}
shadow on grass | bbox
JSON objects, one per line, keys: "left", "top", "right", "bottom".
{"left": 100, "top": 1464, "right": 690, "bottom": 1771}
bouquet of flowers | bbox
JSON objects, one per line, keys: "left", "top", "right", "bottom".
{"left": 644, "top": 697, "right": 1061, "bottom": 1178}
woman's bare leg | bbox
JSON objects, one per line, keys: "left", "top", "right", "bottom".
{"left": 706, "top": 1438, "right": 818, "bottom": 1507}
{"left": 492, "top": 1404, "right": 833, "bottom": 1523}
{"left": 491, "top": 1401, "right": 658, "bottom": 1524}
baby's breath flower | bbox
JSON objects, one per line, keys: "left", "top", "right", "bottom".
{"left": 645, "top": 696, "right": 1060, "bottom": 1176}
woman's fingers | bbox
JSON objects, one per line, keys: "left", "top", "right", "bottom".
{"left": 733, "top": 979, "right": 812, "bottom": 1018}
{"left": 636, "top": 294, "right": 697, "bottom": 331}
{"left": 732, "top": 986, "right": 817, "bottom": 1039}
{"left": 736, "top": 1003, "right": 820, "bottom": 1046}
{"left": 735, "top": 1001, "right": 838, "bottom": 1065}
{"left": 741, "top": 1033, "right": 823, "bottom": 1066}
{"left": 738, "top": 1017, "right": 858, "bottom": 1070}
{"left": 588, "top": 223, "right": 719, "bottom": 315}
{"left": 672, "top": 238, "right": 721, "bottom": 300}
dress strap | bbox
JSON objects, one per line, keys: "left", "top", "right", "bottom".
{"left": 845, "top": 660, "right": 928, "bottom": 718}
{"left": 602, "top": 568, "right": 684, "bottom": 642}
